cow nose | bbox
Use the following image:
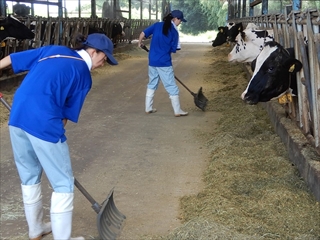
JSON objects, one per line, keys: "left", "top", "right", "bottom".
{"left": 241, "top": 91, "right": 246, "bottom": 100}
{"left": 243, "top": 95, "right": 258, "bottom": 105}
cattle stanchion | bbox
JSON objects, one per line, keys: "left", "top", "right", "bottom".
{"left": 140, "top": 44, "right": 208, "bottom": 111}
{"left": 0, "top": 92, "right": 126, "bottom": 240}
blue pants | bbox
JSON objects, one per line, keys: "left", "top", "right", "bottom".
{"left": 9, "top": 126, "right": 74, "bottom": 193}
{"left": 148, "top": 66, "right": 179, "bottom": 96}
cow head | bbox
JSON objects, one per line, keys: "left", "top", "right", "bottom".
{"left": 212, "top": 26, "right": 228, "bottom": 47}
{"left": 0, "top": 15, "right": 34, "bottom": 41}
{"left": 241, "top": 41, "right": 303, "bottom": 105}
{"left": 228, "top": 29, "right": 274, "bottom": 63}
{"left": 119, "top": 22, "right": 125, "bottom": 36}
{"left": 227, "top": 22, "right": 243, "bottom": 42}
{"left": 13, "top": 4, "right": 31, "bottom": 17}
{"left": 245, "top": 23, "right": 259, "bottom": 30}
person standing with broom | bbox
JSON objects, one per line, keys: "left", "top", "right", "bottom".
{"left": 0, "top": 33, "right": 117, "bottom": 240}
{"left": 138, "top": 10, "right": 189, "bottom": 117}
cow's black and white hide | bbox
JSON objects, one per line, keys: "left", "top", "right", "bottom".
{"left": 0, "top": 15, "right": 34, "bottom": 59}
{"left": 241, "top": 41, "right": 303, "bottom": 105}
{"left": 0, "top": 15, "right": 34, "bottom": 42}
{"left": 228, "top": 28, "right": 274, "bottom": 63}
{"left": 227, "top": 22, "right": 243, "bottom": 42}
{"left": 111, "top": 22, "right": 126, "bottom": 47}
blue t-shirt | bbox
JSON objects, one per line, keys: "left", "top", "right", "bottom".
{"left": 143, "top": 22, "right": 179, "bottom": 67}
{"left": 9, "top": 45, "right": 92, "bottom": 143}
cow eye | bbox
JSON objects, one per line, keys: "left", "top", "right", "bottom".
{"left": 267, "top": 67, "right": 274, "bottom": 72}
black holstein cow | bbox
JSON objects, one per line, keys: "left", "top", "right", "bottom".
{"left": 13, "top": 4, "right": 31, "bottom": 17}
{"left": 0, "top": 15, "right": 34, "bottom": 61}
{"left": 227, "top": 22, "right": 243, "bottom": 42}
{"left": 212, "top": 26, "right": 228, "bottom": 47}
{"left": 241, "top": 41, "right": 303, "bottom": 104}
{"left": 0, "top": 15, "right": 34, "bottom": 42}
{"left": 29, "top": 20, "right": 58, "bottom": 47}
{"left": 211, "top": 22, "right": 243, "bottom": 47}
{"left": 0, "top": 15, "right": 34, "bottom": 76}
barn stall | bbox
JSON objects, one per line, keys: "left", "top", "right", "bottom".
{"left": 0, "top": 0, "right": 160, "bottom": 94}
{"left": 0, "top": 0, "right": 319, "bottom": 206}
{"left": 0, "top": 0, "right": 318, "bottom": 238}
{"left": 226, "top": 0, "right": 320, "bottom": 202}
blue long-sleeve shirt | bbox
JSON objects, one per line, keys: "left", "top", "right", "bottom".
{"left": 143, "top": 22, "right": 179, "bottom": 67}
{"left": 9, "top": 45, "right": 92, "bottom": 143}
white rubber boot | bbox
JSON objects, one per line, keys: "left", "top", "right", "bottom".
{"left": 145, "top": 88, "right": 157, "bottom": 113}
{"left": 50, "top": 192, "right": 84, "bottom": 240}
{"left": 21, "top": 183, "right": 52, "bottom": 240}
{"left": 170, "top": 95, "right": 188, "bottom": 117}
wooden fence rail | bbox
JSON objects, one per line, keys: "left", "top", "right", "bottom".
{"left": 0, "top": 16, "right": 157, "bottom": 88}
{"left": 0, "top": 16, "right": 157, "bottom": 59}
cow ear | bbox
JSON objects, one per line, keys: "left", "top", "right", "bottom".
{"left": 285, "top": 59, "right": 303, "bottom": 73}
{"left": 251, "top": 58, "right": 257, "bottom": 72}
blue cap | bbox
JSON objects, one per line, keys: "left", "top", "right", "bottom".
{"left": 84, "top": 33, "right": 118, "bottom": 65}
{"left": 171, "top": 10, "right": 187, "bottom": 22}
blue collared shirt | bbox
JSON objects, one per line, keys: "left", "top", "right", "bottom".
{"left": 9, "top": 45, "right": 92, "bottom": 143}
{"left": 143, "top": 22, "right": 179, "bottom": 67}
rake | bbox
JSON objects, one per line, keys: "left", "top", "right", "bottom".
{"left": 140, "top": 44, "right": 208, "bottom": 111}
{"left": 0, "top": 92, "right": 126, "bottom": 240}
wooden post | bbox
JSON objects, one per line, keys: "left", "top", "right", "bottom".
{"left": 0, "top": 0, "right": 6, "bottom": 16}
{"left": 261, "top": 0, "right": 268, "bottom": 15}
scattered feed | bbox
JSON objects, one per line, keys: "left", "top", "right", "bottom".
{"left": 141, "top": 45, "right": 320, "bottom": 239}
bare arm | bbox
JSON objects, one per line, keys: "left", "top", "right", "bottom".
{"left": 0, "top": 55, "right": 12, "bottom": 69}
{"left": 138, "top": 32, "right": 145, "bottom": 48}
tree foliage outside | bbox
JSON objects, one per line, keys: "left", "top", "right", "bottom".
{"left": 97, "top": 0, "right": 228, "bottom": 35}
{"left": 170, "top": 0, "right": 227, "bottom": 35}
{"left": 77, "top": 0, "right": 319, "bottom": 34}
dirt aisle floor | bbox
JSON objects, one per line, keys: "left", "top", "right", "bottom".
{"left": 0, "top": 43, "right": 221, "bottom": 239}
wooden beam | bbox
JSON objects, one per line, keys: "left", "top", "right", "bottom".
{"left": 8, "top": 0, "right": 61, "bottom": 7}
{"left": 250, "top": 0, "right": 262, "bottom": 7}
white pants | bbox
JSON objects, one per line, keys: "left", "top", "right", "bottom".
{"left": 9, "top": 126, "right": 74, "bottom": 193}
{"left": 148, "top": 66, "right": 180, "bottom": 96}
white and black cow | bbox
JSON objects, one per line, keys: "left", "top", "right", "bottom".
{"left": 111, "top": 22, "right": 125, "bottom": 47}
{"left": 228, "top": 28, "right": 274, "bottom": 63}
{"left": 245, "top": 22, "right": 259, "bottom": 30}
{"left": 0, "top": 15, "right": 34, "bottom": 42}
{"left": 241, "top": 41, "right": 303, "bottom": 105}
{"left": 212, "top": 22, "right": 259, "bottom": 47}
{"left": 211, "top": 22, "right": 243, "bottom": 47}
